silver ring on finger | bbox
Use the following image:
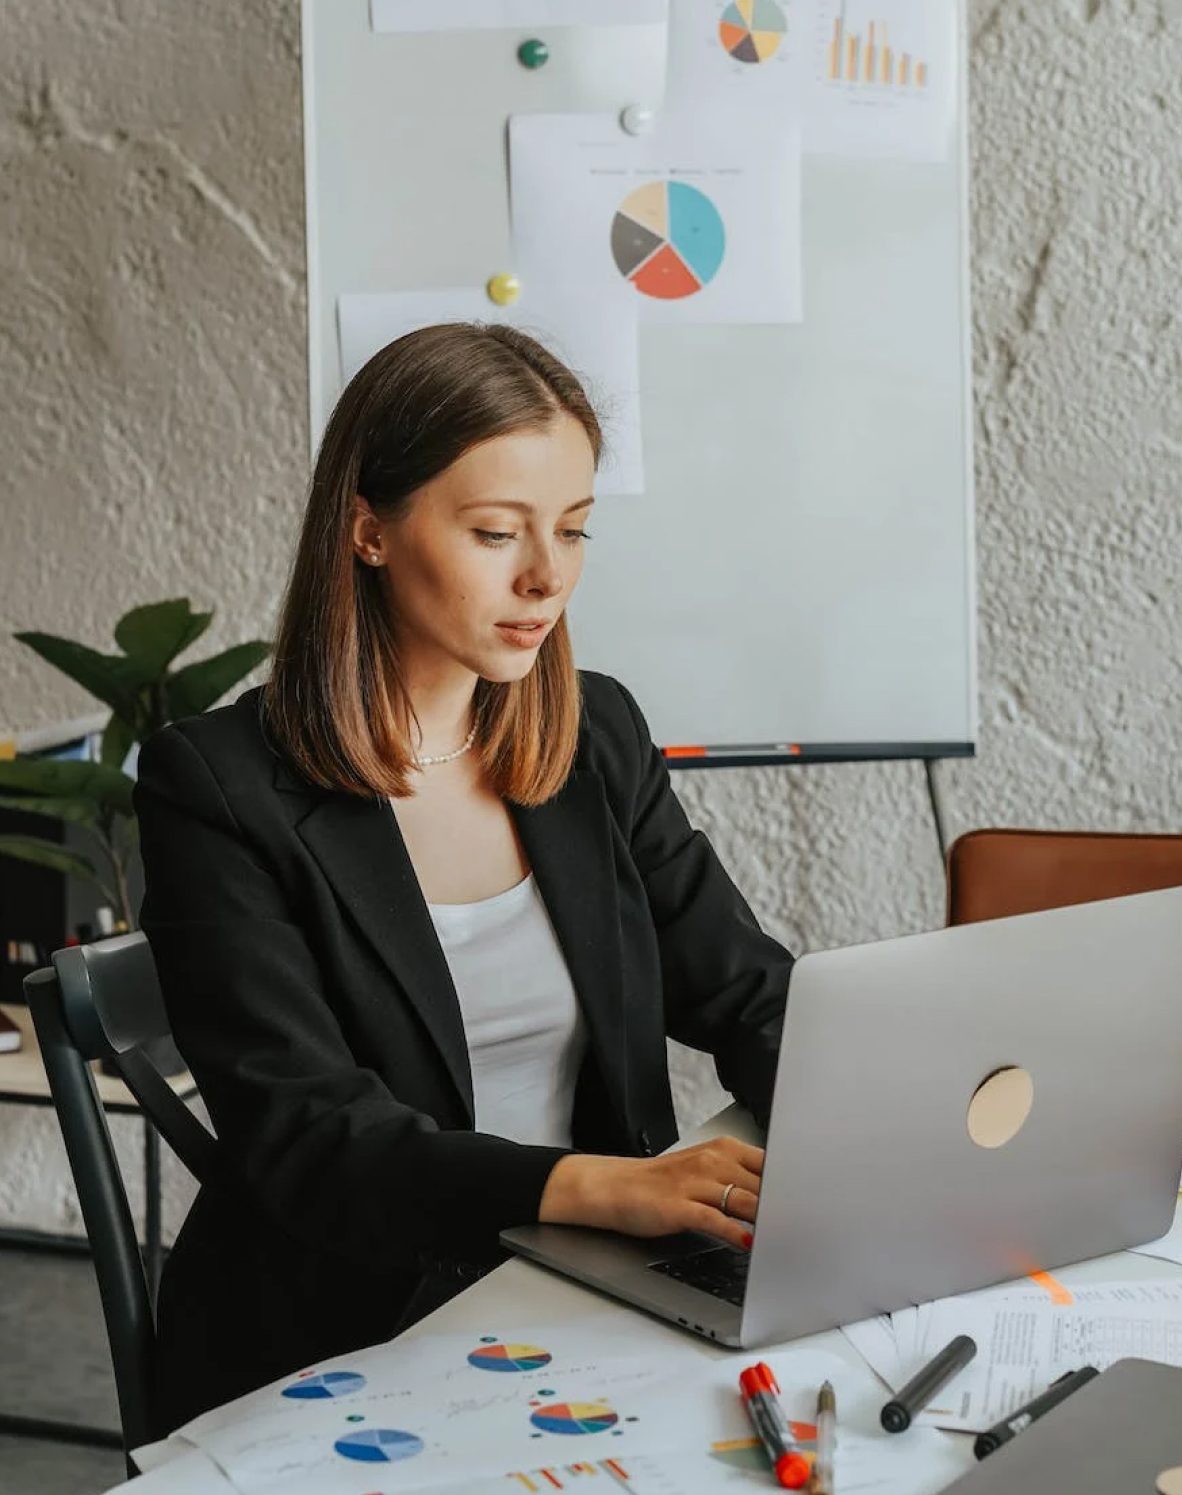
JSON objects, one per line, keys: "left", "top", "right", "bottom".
{"left": 719, "top": 1182, "right": 736, "bottom": 1216}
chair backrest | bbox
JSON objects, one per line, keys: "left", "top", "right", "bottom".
{"left": 25, "top": 931, "right": 215, "bottom": 1459}
{"left": 947, "top": 828, "right": 1182, "bottom": 925}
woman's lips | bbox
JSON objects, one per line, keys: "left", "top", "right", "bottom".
{"left": 495, "top": 622, "right": 548, "bottom": 648}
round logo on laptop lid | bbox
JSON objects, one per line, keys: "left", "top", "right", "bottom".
{"left": 966, "top": 1066, "right": 1034, "bottom": 1149}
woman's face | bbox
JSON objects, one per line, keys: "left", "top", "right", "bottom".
{"left": 356, "top": 413, "right": 596, "bottom": 685}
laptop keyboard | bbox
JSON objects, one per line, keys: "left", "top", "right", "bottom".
{"left": 648, "top": 1244, "right": 750, "bottom": 1306}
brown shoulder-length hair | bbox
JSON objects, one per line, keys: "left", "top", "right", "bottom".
{"left": 263, "top": 322, "right": 602, "bottom": 805}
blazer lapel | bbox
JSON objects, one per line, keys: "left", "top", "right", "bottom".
{"left": 510, "top": 771, "right": 630, "bottom": 1131}
{"left": 273, "top": 759, "right": 629, "bottom": 1136}
{"left": 276, "top": 764, "right": 474, "bottom": 1123}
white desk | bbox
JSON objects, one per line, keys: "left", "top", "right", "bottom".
{"left": 119, "top": 1106, "right": 1182, "bottom": 1494}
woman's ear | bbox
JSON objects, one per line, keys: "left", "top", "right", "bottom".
{"left": 351, "top": 497, "right": 382, "bottom": 557}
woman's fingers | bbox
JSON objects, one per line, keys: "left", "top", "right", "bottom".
{"left": 730, "top": 1140, "right": 766, "bottom": 1176}
{"left": 717, "top": 1184, "right": 758, "bottom": 1224}
{"left": 729, "top": 1163, "right": 764, "bottom": 1198}
{"left": 690, "top": 1145, "right": 762, "bottom": 1202}
{"left": 693, "top": 1174, "right": 760, "bottom": 1220}
{"left": 693, "top": 1178, "right": 759, "bottom": 1225}
{"left": 684, "top": 1202, "right": 755, "bottom": 1251}
{"left": 702, "top": 1136, "right": 765, "bottom": 1175}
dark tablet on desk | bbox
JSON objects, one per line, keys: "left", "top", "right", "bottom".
{"left": 944, "top": 1360, "right": 1182, "bottom": 1494}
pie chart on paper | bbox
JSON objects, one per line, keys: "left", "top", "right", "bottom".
{"left": 529, "top": 1400, "right": 621, "bottom": 1436}
{"left": 610, "top": 181, "right": 726, "bottom": 300}
{"left": 719, "top": 0, "right": 788, "bottom": 64}
{"left": 467, "top": 1342, "right": 553, "bottom": 1372}
{"left": 281, "top": 1370, "right": 366, "bottom": 1400}
{"left": 334, "top": 1428, "right": 424, "bottom": 1463}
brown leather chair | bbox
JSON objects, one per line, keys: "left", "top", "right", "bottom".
{"left": 946, "top": 828, "right": 1182, "bottom": 926}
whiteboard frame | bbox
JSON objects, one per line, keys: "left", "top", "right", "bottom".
{"left": 300, "top": 0, "right": 977, "bottom": 769}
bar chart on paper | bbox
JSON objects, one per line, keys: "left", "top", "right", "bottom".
{"left": 805, "top": 0, "right": 955, "bottom": 162}
{"left": 505, "top": 1451, "right": 745, "bottom": 1491}
{"left": 504, "top": 1436, "right": 819, "bottom": 1490}
{"left": 508, "top": 1459, "right": 633, "bottom": 1491}
{"left": 820, "top": 0, "right": 932, "bottom": 90}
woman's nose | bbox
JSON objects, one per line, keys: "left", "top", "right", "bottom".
{"left": 520, "top": 553, "right": 564, "bottom": 597}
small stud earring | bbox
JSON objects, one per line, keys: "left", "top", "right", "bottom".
{"left": 369, "top": 552, "right": 381, "bottom": 564}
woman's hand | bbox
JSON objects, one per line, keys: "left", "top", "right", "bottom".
{"left": 537, "top": 1136, "right": 763, "bottom": 1251}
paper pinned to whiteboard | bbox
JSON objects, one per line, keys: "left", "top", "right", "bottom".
{"left": 371, "top": 0, "right": 667, "bottom": 31}
{"left": 804, "top": 0, "right": 957, "bottom": 162}
{"left": 665, "top": 0, "right": 812, "bottom": 125}
{"left": 510, "top": 112, "right": 803, "bottom": 326}
{"left": 337, "top": 286, "right": 644, "bottom": 496}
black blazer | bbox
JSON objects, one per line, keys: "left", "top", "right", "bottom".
{"left": 134, "top": 671, "right": 791, "bottom": 1433}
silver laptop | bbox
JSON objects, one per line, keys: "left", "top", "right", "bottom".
{"left": 502, "top": 885, "right": 1182, "bottom": 1348}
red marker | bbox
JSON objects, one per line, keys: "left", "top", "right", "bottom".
{"left": 738, "top": 1362, "right": 810, "bottom": 1489}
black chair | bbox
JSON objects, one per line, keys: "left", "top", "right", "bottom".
{"left": 24, "top": 932, "right": 216, "bottom": 1468}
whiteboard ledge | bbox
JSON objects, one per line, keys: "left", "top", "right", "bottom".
{"left": 663, "top": 741, "right": 976, "bottom": 771}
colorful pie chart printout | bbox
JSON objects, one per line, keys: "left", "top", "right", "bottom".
{"left": 720, "top": 0, "right": 788, "bottom": 63}
{"left": 468, "top": 1341, "right": 554, "bottom": 1373}
{"left": 334, "top": 1427, "right": 425, "bottom": 1463}
{"left": 281, "top": 1370, "right": 367, "bottom": 1400}
{"left": 530, "top": 1400, "right": 621, "bottom": 1436}
{"left": 611, "top": 182, "right": 726, "bottom": 300}
{"left": 510, "top": 113, "right": 802, "bottom": 323}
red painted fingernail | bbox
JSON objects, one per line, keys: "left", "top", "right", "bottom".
{"left": 742, "top": 1231, "right": 754, "bottom": 1249}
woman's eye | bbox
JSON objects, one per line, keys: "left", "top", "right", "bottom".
{"left": 474, "top": 528, "right": 592, "bottom": 546}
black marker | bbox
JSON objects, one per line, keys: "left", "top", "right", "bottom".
{"left": 880, "top": 1334, "right": 978, "bottom": 1433}
{"left": 973, "top": 1365, "right": 1100, "bottom": 1459}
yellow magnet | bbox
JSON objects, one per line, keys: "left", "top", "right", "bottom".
{"left": 486, "top": 272, "right": 522, "bottom": 307}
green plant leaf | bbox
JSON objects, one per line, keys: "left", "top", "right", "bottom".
{"left": 114, "top": 599, "right": 213, "bottom": 675}
{"left": 0, "top": 793, "right": 98, "bottom": 825}
{"left": 100, "top": 714, "right": 136, "bottom": 769}
{"left": 14, "top": 633, "right": 151, "bottom": 715}
{"left": 165, "top": 640, "right": 271, "bottom": 718}
{"left": 0, "top": 834, "right": 98, "bottom": 882}
{"left": 0, "top": 759, "right": 136, "bottom": 818}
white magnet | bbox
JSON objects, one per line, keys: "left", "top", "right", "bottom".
{"left": 619, "top": 104, "right": 655, "bottom": 136}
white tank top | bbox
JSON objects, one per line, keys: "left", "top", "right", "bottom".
{"left": 426, "top": 873, "right": 587, "bottom": 1148}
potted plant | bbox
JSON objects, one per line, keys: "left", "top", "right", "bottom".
{"left": 0, "top": 599, "right": 270, "bottom": 932}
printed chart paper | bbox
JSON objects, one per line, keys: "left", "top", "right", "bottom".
{"left": 665, "top": 0, "right": 813, "bottom": 125}
{"left": 510, "top": 112, "right": 802, "bottom": 325}
{"left": 337, "top": 286, "right": 643, "bottom": 496}
{"left": 175, "top": 1329, "right": 691, "bottom": 1494}
{"left": 385, "top": 1347, "right": 971, "bottom": 1495}
{"left": 169, "top": 1335, "right": 971, "bottom": 1495}
{"left": 371, "top": 0, "right": 667, "bottom": 31}
{"left": 845, "top": 1279, "right": 1182, "bottom": 1433}
{"left": 102, "top": 1450, "right": 236, "bottom": 1495}
{"left": 180, "top": 1324, "right": 669, "bottom": 1440}
{"left": 803, "top": 0, "right": 957, "bottom": 161}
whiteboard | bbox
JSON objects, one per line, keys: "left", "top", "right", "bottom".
{"left": 302, "top": 0, "right": 975, "bottom": 764}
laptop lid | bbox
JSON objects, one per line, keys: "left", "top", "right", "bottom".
{"left": 941, "top": 1359, "right": 1182, "bottom": 1493}
{"left": 742, "top": 886, "right": 1182, "bottom": 1345}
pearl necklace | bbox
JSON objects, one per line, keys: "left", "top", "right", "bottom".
{"left": 412, "top": 724, "right": 477, "bottom": 768}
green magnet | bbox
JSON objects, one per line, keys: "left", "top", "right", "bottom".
{"left": 517, "top": 38, "right": 550, "bottom": 69}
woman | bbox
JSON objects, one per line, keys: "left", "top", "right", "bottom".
{"left": 135, "top": 323, "right": 793, "bottom": 1434}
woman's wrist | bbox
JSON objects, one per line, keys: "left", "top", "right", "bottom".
{"left": 538, "top": 1153, "right": 614, "bottom": 1227}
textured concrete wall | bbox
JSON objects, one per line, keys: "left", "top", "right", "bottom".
{"left": 1, "top": 0, "right": 1180, "bottom": 1240}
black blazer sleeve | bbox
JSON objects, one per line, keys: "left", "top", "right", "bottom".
{"left": 609, "top": 678, "right": 791, "bottom": 1129}
{"left": 134, "top": 725, "right": 570, "bottom": 1272}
